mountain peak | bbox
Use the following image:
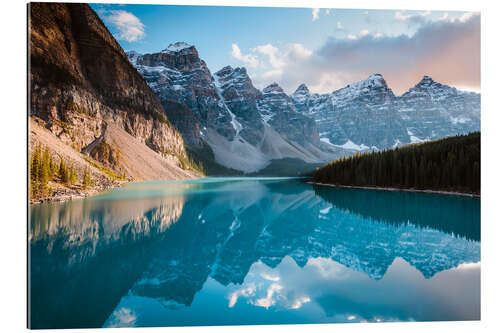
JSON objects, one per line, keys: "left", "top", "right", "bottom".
{"left": 294, "top": 83, "right": 310, "bottom": 95}
{"left": 162, "top": 42, "right": 195, "bottom": 53}
{"left": 215, "top": 65, "right": 234, "bottom": 77}
{"left": 418, "top": 75, "right": 435, "bottom": 85}
{"left": 366, "top": 73, "right": 387, "bottom": 85}
{"left": 339, "top": 73, "right": 389, "bottom": 94}
{"left": 263, "top": 82, "right": 284, "bottom": 94}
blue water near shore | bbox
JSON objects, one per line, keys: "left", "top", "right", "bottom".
{"left": 28, "top": 177, "right": 480, "bottom": 328}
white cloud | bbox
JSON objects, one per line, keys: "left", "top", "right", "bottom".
{"left": 244, "top": 13, "right": 480, "bottom": 95}
{"left": 395, "top": 10, "right": 431, "bottom": 24}
{"left": 439, "top": 12, "right": 477, "bottom": 23}
{"left": 288, "top": 296, "right": 311, "bottom": 309}
{"left": 251, "top": 43, "right": 312, "bottom": 85}
{"left": 231, "top": 44, "right": 259, "bottom": 68}
{"left": 104, "top": 307, "right": 137, "bottom": 328}
{"left": 261, "top": 69, "right": 283, "bottom": 81}
{"left": 253, "top": 43, "right": 284, "bottom": 68}
{"left": 438, "top": 13, "right": 449, "bottom": 22}
{"left": 228, "top": 284, "right": 256, "bottom": 308}
{"left": 252, "top": 283, "right": 283, "bottom": 309}
{"left": 261, "top": 272, "right": 280, "bottom": 281}
{"left": 458, "top": 12, "right": 476, "bottom": 23}
{"left": 359, "top": 29, "right": 370, "bottom": 37}
{"left": 311, "top": 12, "right": 480, "bottom": 94}
{"left": 100, "top": 10, "right": 145, "bottom": 42}
{"left": 312, "top": 8, "right": 320, "bottom": 21}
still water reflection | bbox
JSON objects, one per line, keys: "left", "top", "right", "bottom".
{"left": 29, "top": 178, "right": 480, "bottom": 328}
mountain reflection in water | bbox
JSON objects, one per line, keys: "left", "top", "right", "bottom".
{"left": 29, "top": 178, "right": 480, "bottom": 328}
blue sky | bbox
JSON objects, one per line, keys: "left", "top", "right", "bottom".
{"left": 91, "top": 4, "right": 480, "bottom": 94}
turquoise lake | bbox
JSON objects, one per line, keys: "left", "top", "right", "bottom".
{"left": 28, "top": 177, "right": 480, "bottom": 328}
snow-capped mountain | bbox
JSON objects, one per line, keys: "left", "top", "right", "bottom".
{"left": 291, "top": 74, "right": 480, "bottom": 151}
{"left": 127, "top": 44, "right": 346, "bottom": 173}
{"left": 127, "top": 42, "right": 479, "bottom": 172}
{"left": 398, "top": 76, "right": 481, "bottom": 142}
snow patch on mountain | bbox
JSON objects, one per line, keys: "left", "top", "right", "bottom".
{"left": 407, "top": 129, "right": 424, "bottom": 143}
{"left": 162, "top": 42, "right": 193, "bottom": 53}
{"left": 333, "top": 140, "right": 371, "bottom": 151}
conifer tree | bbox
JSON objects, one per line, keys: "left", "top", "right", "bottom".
{"left": 70, "top": 162, "right": 77, "bottom": 185}
{"left": 59, "top": 158, "right": 69, "bottom": 183}
{"left": 48, "top": 154, "right": 56, "bottom": 179}
{"left": 83, "top": 166, "right": 91, "bottom": 189}
{"left": 30, "top": 144, "right": 42, "bottom": 198}
{"left": 38, "top": 153, "right": 49, "bottom": 196}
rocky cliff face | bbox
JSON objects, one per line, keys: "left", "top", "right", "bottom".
{"left": 214, "top": 65, "right": 264, "bottom": 146}
{"left": 127, "top": 42, "right": 235, "bottom": 147}
{"left": 398, "top": 76, "right": 481, "bottom": 142}
{"left": 258, "top": 82, "right": 321, "bottom": 147}
{"left": 291, "top": 74, "right": 480, "bottom": 151}
{"left": 129, "top": 47, "right": 346, "bottom": 173}
{"left": 29, "top": 3, "right": 196, "bottom": 181}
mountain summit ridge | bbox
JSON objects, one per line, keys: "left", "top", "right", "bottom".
{"left": 288, "top": 73, "right": 480, "bottom": 149}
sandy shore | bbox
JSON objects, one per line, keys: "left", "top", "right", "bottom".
{"left": 307, "top": 182, "right": 480, "bottom": 198}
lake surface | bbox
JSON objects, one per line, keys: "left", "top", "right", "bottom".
{"left": 28, "top": 177, "right": 480, "bottom": 329}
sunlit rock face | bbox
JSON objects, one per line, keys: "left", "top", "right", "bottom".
{"left": 291, "top": 75, "right": 480, "bottom": 151}
{"left": 29, "top": 3, "right": 189, "bottom": 165}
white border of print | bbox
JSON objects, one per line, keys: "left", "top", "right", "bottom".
{"left": 1, "top": 0, "right": 498, "bottom": 333}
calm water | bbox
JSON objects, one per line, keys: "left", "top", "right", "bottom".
{"left": 28, "top": 178, "right": 480, "bottom": 329}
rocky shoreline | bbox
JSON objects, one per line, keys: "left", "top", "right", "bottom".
{"left": 307, "top": 182, "right": 480, "bottom": 198}
{"left": 29, "top": 181, "right": 126, "bottom": 205}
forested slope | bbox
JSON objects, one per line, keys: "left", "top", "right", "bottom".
{"left": 312, "top": 132, "right": 480, "bottom": 194}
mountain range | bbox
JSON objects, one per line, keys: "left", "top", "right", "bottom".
{"left": 127, "top": 43, "right": 343, "bottom": 174}
{"left": 127, "top": 43, "right": 480, "bottom": 174}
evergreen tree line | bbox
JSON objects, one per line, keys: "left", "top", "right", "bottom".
{"left": 30, "top": 144, "right": 93, "bottom": 199}
{"left": 312, "top": 132, "right": 480, "bottom": 194}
